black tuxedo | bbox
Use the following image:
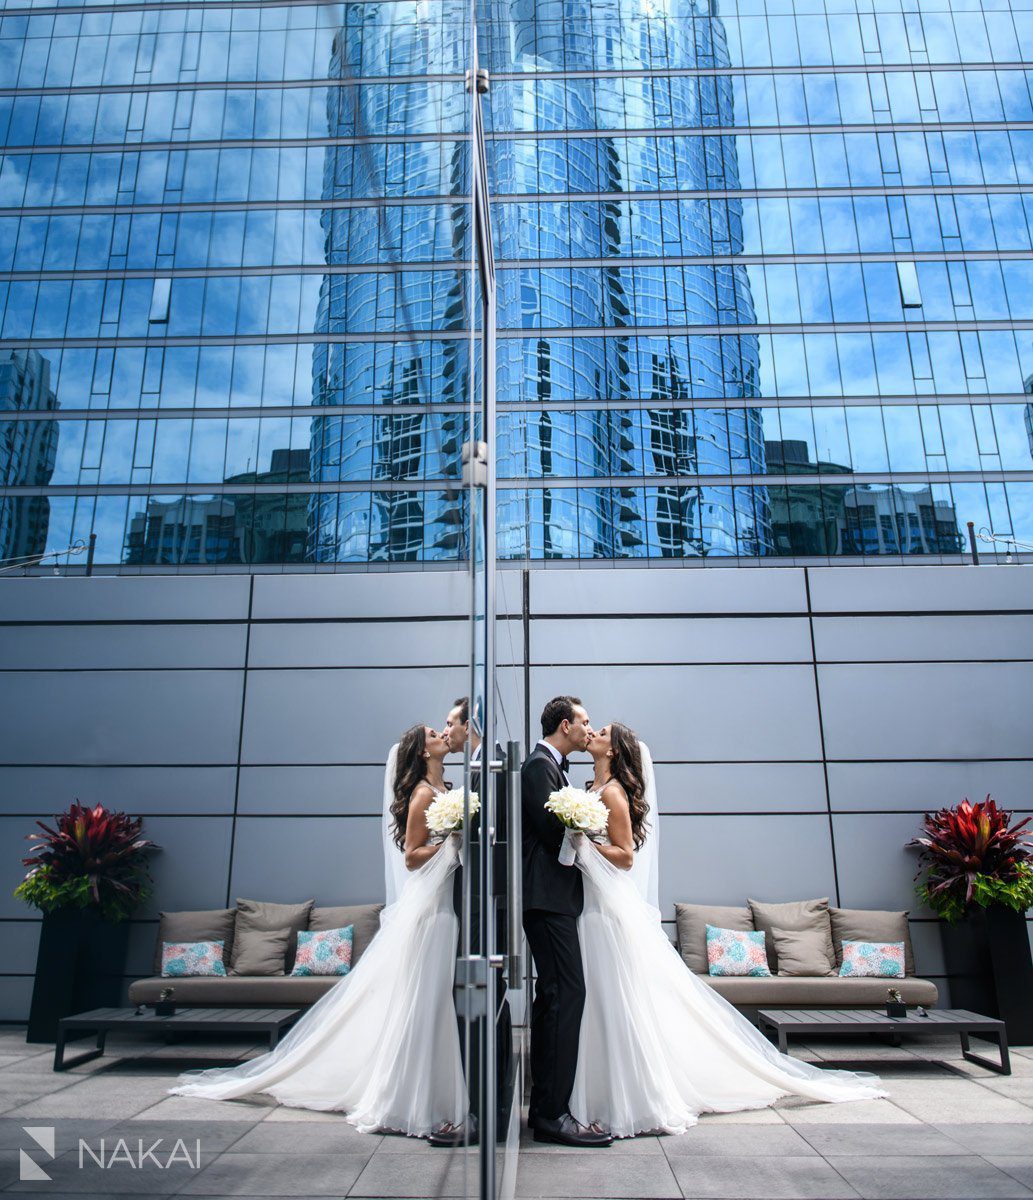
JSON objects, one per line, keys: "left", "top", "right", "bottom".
{"left": 521, "top": 745, "right": 583, "bottom": 916}
{"left": 521, "top": 743, "right": 585, "bottom": 1123}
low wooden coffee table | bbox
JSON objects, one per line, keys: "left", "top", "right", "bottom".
{"left": 756, "top": 1007, "right": 1010, "bottom": 1075}
{"left": 54, "top": 1006, "right": 301, "bottom": 1071}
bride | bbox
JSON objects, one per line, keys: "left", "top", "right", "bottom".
{"left": 170, "top": 724, "right": 467, "bottom": 1137}
{"left": 569, "top": 722, "right": 887, "bottom": 1138}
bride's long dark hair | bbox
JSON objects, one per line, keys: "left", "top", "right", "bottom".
{"left": 610, "top": 723, "right": 650, "bottom": 850}
{"left": 391, "top": 724, "right": 427, "bottom": 850}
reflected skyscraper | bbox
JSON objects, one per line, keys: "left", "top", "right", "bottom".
{"left": 0, "top": 351, "right": 58, "bottom": 564}
{"left": 309, "top": 8, "right": 471, "bottom": 564}
{"left": 489, "top": 0, "right": 769, "bottom": 557}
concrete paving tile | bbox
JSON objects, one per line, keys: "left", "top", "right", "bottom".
{"left": 987, "top": 1158, "right": 1033, "bottom": 1189}
{"left": 795, "top": 1123, "right": 967, "bottom": 1156}
{"left": 179, "top": 1151, "right": 372, "bottom": 1196}
{"left": 516, "top": 1149, "right": 680, "bottom": 1198}
{"left": 348, "top": 1148, "right": 473, "bottom": 1198}
{"left": 661, "top": 1124, "right": 817, "bottom": 1158}
{"left": 935, "top": 1124, "right": 1033, "bottom": 1155}
{"left": 696, "top": 1107, "right": 786, "bottom": 1124}
{"left": 780, "top": 1098, "right": 922, "bottom": 1125}
{"left": 231, "top": 1120, "right": 381, "bottom": 1154}
{"left": 826, "top": 1154, "right": 1033, "bottom": 1199}
{"left": 5, "top": 1079, "right": 172, "bottom": 1121}
{"left": 517, "top": 1129, "right": 665, "bottom": 1154}
{"left": 262, "top": 1105, "right": 342, "bottom": 1122}
{"left": 132, "top": 1095, "right": 273, "bottom": 1122}
{"left": 666, "top": 1154, "right": 860, "bottom": 1199}
{"left": 888, "top": 1082, "right": 1033, "bottom": 1124}
{"left": 976, "top": 1078, "right": 1033, "bottom": 1101}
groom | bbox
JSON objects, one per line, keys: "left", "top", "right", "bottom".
{"left": 522, "top": 696, "right": 612, "bottom": 1147}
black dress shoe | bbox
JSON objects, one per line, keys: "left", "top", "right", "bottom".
{"left": 428, "top": 1114, "right": 479, "bottom": 1147}
{"left": 532, "top": 1112, "right": 613, "bottom": 1147}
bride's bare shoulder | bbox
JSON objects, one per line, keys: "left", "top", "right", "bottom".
{"left": 599, "top": 780, "right": 629, "bottom": 810}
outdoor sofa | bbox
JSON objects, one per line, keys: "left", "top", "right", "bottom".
{"left": 128, "top": 899, "right": 384, "bottom": 1007}
{"left": 675, "top": 898, "right": 939, "bottom": 1018}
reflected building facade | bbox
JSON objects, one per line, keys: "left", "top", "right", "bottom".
{"left": 0, "top": 0, "right": 1031, "bottom": 566}
{"left": 489, "top": 0, "right": 769, "bottom": 558}
{"left": 0, "top": 350, "right": 58, "bottom": 564}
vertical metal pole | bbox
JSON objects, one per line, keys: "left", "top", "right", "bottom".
{"left": 506, "top": 740, "right": 523, "bottom": 988}
{"left": 967, "top": 521, "right": 980, "bottom": 565}
{"left": 85, "top": 533, "right": 96, "bottom": 576}
{"left": 477, "top": 69, "right": 498, "bottom": 1200}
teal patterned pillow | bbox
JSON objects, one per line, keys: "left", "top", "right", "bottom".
{"left": 161, "top": 939, "right": 227, "bottom": 977}
{"left": 706, "top": 924, "right": 771, "bottom": 977}
{"left": 838, "top": 940, "right": 905, "bottom": 978}
{"left": 290, "top": 925, "right": 354, "bottom": 976}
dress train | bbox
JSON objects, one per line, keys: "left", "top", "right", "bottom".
{"left": 570, "top": 836, "right": 887, "bottom": 1137}
{"left": 170, "top": 836, "right": 467, "bottom": 1136}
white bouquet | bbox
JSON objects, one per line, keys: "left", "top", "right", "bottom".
{"left": 545, "top": 786, "right": 608, "bottom": 865}
{"left": 425, "top": 788, "right": 480, "bottom": 836}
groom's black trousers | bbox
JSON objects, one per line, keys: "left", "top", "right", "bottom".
{"left": 523, "top": 908, "right": 585, "bottom": 1123}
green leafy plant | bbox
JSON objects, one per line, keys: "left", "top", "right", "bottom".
{"left": 907, "top": 796, "right": 1033, "bottom": 923}
{"left": 14, "top": 802, "right": 159, "bottom": 922}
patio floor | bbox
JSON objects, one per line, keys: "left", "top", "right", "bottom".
{"left": 0, "top": 1025, "right": 1030, "bottom": 1199}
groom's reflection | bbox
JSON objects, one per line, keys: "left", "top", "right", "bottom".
{"left": 431, "top": 698, "right": 511, "bottom": 1146}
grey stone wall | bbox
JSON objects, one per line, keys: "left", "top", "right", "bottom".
{"left": 0, "top": 566, "right": 1030, "bottom": 1019}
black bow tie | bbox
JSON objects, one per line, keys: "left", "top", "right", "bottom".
{"left": 559, "top": 756, "right": 570, "bottom": 775}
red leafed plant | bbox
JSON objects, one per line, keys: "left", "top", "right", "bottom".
{"left": 14, "top": 802, "right": 159, "bottom": 922}
{"left": 908, "top": 795, "right": 1033, "bottom": 923}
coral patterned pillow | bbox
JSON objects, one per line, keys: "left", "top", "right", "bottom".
{"left": 706, "top": 924, "right": 771, "bottom": 977}
{"left": 161, "top": 939, "right": 227, "bottom": 977}
{"left": 838, "top": 940, "right": 905, "bottom": 978}
{"left": 290, "top": 925, "right": 354, "bottom": 977}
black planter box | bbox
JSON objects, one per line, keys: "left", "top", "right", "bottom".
{"left": 941, "top": 905, "right": 1033, "bottom": 1045}
{"left": 27, "top": 908, "right": 131, "bottom": 1043}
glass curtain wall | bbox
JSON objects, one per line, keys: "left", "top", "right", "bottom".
{"left": 483, "top": 0, "right": 1033, "bottom": 562}
{"left": 2, "top": 0, "right": 1033, "bottom": 565}
{"left": 0, "top": 1, "right": 476, "bottom": 570}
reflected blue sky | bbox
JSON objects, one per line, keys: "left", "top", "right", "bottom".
{"left": 2, "top": 0, "right": 1033, "bottom": 566}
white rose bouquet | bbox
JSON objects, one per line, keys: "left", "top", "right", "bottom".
{"left": 425, "top": 788, "right": 480, "bottom": 837}
{"left": 545, "top": 786, "right": 609, "bottom": 866}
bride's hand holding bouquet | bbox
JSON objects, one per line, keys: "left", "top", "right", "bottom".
{"left": 425, "top": 788, "right": 480, "bottom": 841}
{"left": 545, "top": 786, "right": 609, "bottom": 866}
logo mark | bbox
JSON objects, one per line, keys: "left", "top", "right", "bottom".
{"left": 20, "top": 1126, "right": 55, "bottom": 1181}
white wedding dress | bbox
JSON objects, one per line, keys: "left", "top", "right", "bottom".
{"left": 169, "top": 817, "right": 467, "bottom": 1136}
{"left": 569, "top": 749, "right": 887, "bottom": 1137}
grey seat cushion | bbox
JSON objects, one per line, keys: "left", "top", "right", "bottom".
{"left": 309, "top": 904, "right": 383, "bottom": 966}
{"left": 675, "top": 903, "right": 754, "bottom": 973}
{"left": 749, "top": 898, "right": 836, "bottom": 975}
{"left": 129, "top": 974, "right": 339, "bottom": 1007}
{"left": 151, "top": 908, "right": 236, "bottom": 976}
{"left": 830, "top": 907, "right": 915, "bottom": 976}
{"left": 699, "top": 973, "right": 939, "bottom": 1007}
{"left": 232, "top": 898, "right": 313, "bottom": 974}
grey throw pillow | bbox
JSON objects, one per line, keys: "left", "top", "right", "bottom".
{"left": 309, "top": 904, "right": 384, "bottom": 966}
{"left": 831, "top": 907, "right": 915, "bottom": 975}
{"left": 232, "top": 898, "right": 313, "bottom": 973}
{"left": 152, "top": 908, "right": 236, "bottom": 976}
{"left": 748, "top": 897, "right": 836, "bottom": 975}
{"left": 770, "top": 928, "right": 837, "bottom": 977}
{"left": 675, "top": 903, "right": 754, "bottom": 974}
{"left": 229, "top": 927, "right": 292, "bottom": 977}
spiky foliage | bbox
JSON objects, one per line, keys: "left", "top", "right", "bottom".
{"left": 14, "top": 802, "right": 159, "bottom": 922}
{"left": 908, "top": 796, "right": 1033, "bottom": 923}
